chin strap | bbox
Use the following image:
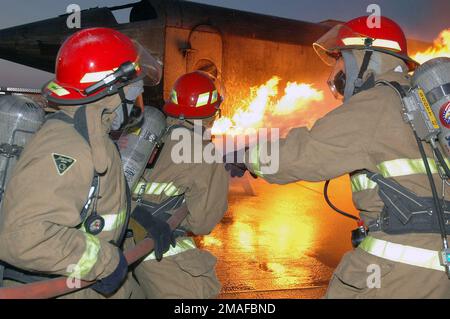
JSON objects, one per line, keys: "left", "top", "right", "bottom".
{"left": 353, "top": 48, "right": 374, "bottom": 95}
{"left": 118, "top": 88, "right": 130, "bottom": 131}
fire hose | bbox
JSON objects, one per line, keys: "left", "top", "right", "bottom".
{"left": 0, "top": 206, "right": 189, "bottom": 299}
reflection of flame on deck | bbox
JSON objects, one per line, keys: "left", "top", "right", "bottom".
{"left": 200, "top": 183, "right": 318, "bottom": 287}
{"left": 202, "top": 191, "right": 316, "bottom": 257}
{"left": 412, "top": 29, "right": 450, "bottom": 64}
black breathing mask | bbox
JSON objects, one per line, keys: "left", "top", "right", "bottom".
{"left": 327, "top": 57, "right": 347, "bottom": 100}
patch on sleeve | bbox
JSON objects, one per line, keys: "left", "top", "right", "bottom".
{"left": 52, "top": 153, "right": 77, "bottom": 176}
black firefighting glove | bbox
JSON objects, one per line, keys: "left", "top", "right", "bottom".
{"left": 225, "top": 163, "right": 248, "bottom": 178}
{"left": 132, "top": 205, "right": 176, "bottom": 261}
{"left": 91, "top": 249, "right": 128, "bottom": 296}
{"left": 223, "top": 148, "right": 256, "bottom": 178}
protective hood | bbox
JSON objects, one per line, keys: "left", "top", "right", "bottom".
{"left": 59, "top": 93, "right": 122, "bottom": 174}
{"left": 340, "top": 49, "right": 408, "bottom": 101}
{"left": 111, "top": 80, "right": 144, "bottom": 131}
{"left": 352, "top": 49, "right": 408, "bottom": 77}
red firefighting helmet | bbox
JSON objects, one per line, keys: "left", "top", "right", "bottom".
{"left": 163, "top": 71, "right": 223, "bottom": 119}
{"left": 313, "top": 16, "right": 419, "bottom": 71}
{"left": 42, "top": 27, "right": 162, "bottom": 105}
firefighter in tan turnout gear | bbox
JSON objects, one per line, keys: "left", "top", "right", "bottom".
{"left": 227, "top": 16, "right": 450, "bottom": 298}
{"left": 0, "top": 27, "right": 163, "bottom": 298}
{"left": 130, "top": 71, "right": 229, "bottom": 298}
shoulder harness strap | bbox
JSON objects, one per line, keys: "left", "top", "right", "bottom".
{"left": 46, "top": 108, "right": 99, "bottom": 228}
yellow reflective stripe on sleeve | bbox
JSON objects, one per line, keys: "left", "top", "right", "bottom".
{"left": 249, "top": 145, "right": 264, "bottom": 177}
{"left": 377, "top": 158, "right": 439, "bottom": 178}
{"left": 351, "top": 174, "right": 378, "bottom": 193}
{"left": 133, "top": 181, "right": 181, "bottom": 197}
{"left": 147, "top": 182, "right": 166, "bottom": 195}
{"left": 351, "top": 157, "right": 450, "bottom": 193}
{"left": 196, "top": 92, "right": 210, "bottom": 107}
{"left": 102, "top": 208, "right": 127, "bottom": 232}
{"left": 165, "top": 183, "right": 180, "bottom": 197}
{"left": 359, "top": 236, "right": 445, "bottom": 272}
{"left": 144, "top": 237, "right": 197, "bottom": 261}
{"left": 70, "top": 233, "right": 101, "bottom": 279}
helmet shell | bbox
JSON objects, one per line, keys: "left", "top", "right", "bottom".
{"left": 163, "top": 71, "right": 223, "bottom": 119}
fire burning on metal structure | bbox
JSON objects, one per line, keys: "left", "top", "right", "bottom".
{"left": 412, "top": 29, "right": 450, "bottom": 64}
{"left": 212, "top": 77, "right": 328, "bottom": 136}
{"left": 212, "top": 28, "right": 450, "bottom": 139}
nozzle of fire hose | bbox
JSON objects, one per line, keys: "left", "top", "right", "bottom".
{"left": 351, "top": 220, "right": 367, "bottom": 248}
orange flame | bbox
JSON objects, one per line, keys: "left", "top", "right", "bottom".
{"left": 212, "top": 77, "right": 327, "bottom": 136}
{"left": 412, "top": 29, "right": 450, "bottom": 64}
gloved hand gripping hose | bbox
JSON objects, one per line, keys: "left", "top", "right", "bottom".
{"left": 0, "top": 205, "right": 189, "bottom": 299}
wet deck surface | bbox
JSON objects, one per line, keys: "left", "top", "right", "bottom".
{"left": 196, "top": 175, "right": 357, "bottom": 299}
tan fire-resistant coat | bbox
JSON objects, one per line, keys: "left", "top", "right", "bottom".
{"left": 0, "top": 94, "right": 143, "bottom": 299}
{"left": 132, "top": 118, "right": 229, "bottom": 299}
{"left": 245, "top": 62, "right": 450, "bottom": 298}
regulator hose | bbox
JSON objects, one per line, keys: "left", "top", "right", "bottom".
{"left": 414, "top": 132, "right": 449, "bottom": 245}
{"left": 324, "top": 180, "right": 359, "bottom": 221}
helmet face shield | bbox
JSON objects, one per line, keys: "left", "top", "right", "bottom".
{"left": 202, "top": 70, "right": 225, "bottom": 107}
{"left": 134, "top": 41, "right": 163, "bottom": 87}
{"left": 111, "top": 80, "right": 145, "bottom": 131}
{"left": 313, "top": 19, "right": 419, "bottom": 71}
{"left": 314, "top": 24, "right": 355, "bottom": 66}
{"left": 124, "top": 81, "right": 145, "bottom": 130}
{"left": 327, "top": 57, "right": 346, "bottom": 100}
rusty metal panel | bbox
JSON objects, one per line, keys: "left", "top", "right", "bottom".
{"left": 218, "top": 34, "right": 329, "bottom": 115}
{"left": 163, "top": 29, "right": 330, "bottom": 115}
{"left": 163, "top": 25, "right": 224, "bottom": 103}
{"left": 163, "top": 27, "right": 190, "bottom": 101}
{"left": 163, "top": 19, "right": 329, "bottom": 115}
{"left": 185, "top": 25, "right": 223, "bottom": 76}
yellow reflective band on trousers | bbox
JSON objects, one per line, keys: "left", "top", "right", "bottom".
{"left": 144, "top": 237, "right": 197, "bottom": 261}
{"left": 133, "top": 181, "right": 181, "bottom": 197}
{"left": 249, "top": 145, "right": 264, "bottom": 177}
{"left": 359, "top": 236, "right": 445, "bottom": 272}
{"left": 69, "top": 233, "right": 101, "bottom": 279}
{"left": 351, "top": 158, "right": 448, "bottom": 193}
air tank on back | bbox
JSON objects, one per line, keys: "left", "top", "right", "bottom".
{"left": 412, "top": 57, "right": 450, "bottom": 159}
{"left": 0, "top": 95, "right": 45, "bottom": 202}
{"left": 118, "top": 105, "right": 166, "bottom": 190}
